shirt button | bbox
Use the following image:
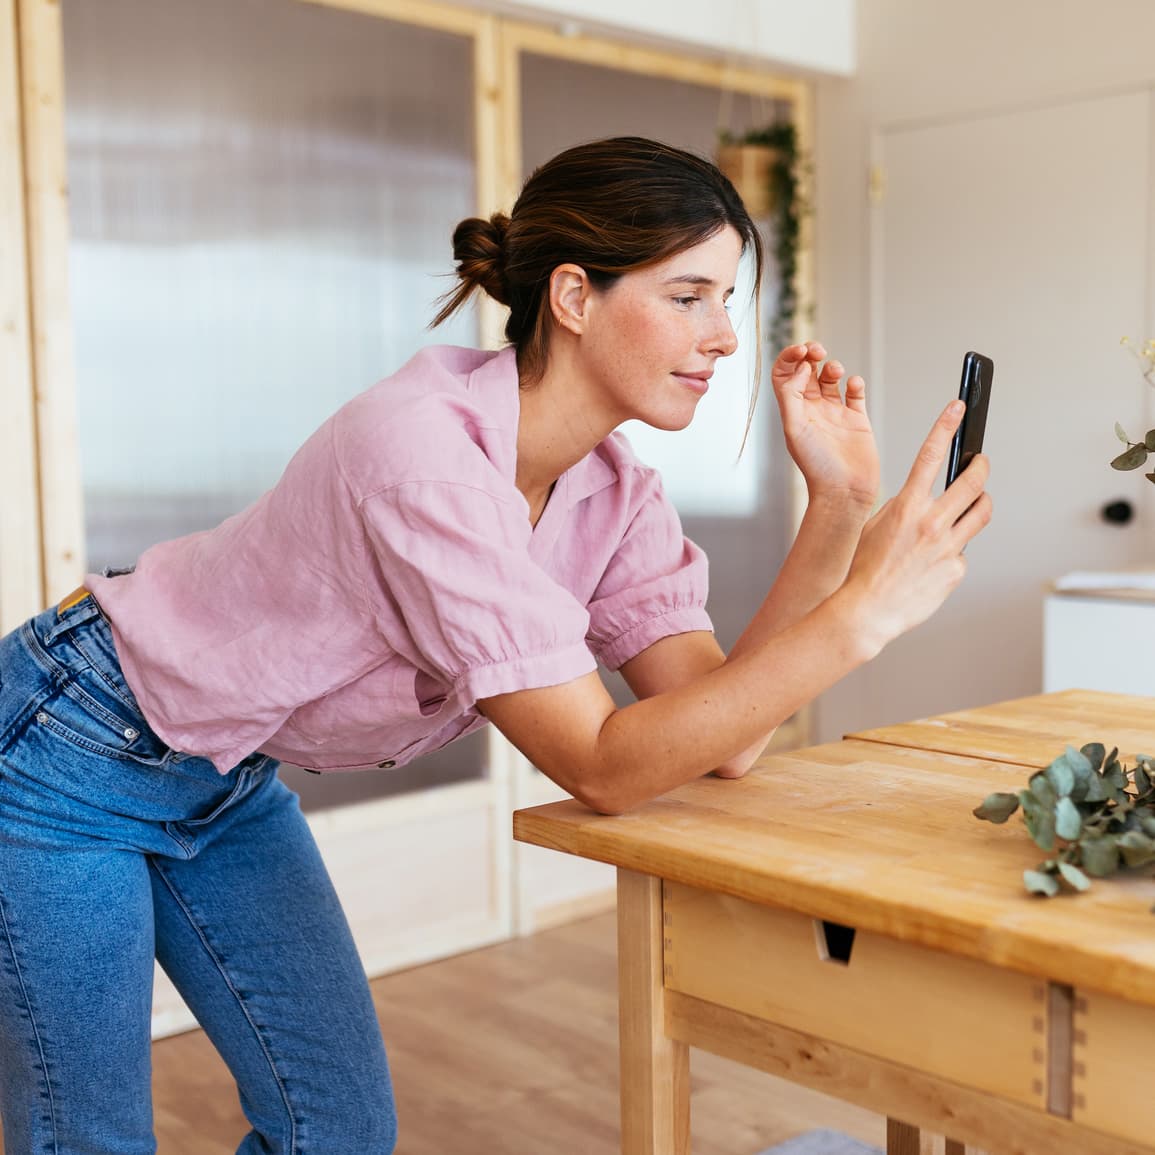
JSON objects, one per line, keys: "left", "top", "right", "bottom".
{"left": 377, "top": 760, "right": 395, "bottom": 769}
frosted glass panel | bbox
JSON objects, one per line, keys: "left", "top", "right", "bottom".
{"left": 520, "top": 56, "right": 792, "bottom": 657}
{"left": 62, "top": 0, "right": 476, "bottom": 569}
{"left": 61, "top": 0, "right": 481, "bottom": 807}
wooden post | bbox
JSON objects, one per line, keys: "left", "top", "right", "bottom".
{"left": 618, "top": 869, "right": 689, "bottom": 1155}
{"left": 0, "top": 0, "right": 43, "bottom": 630}
{"left": 17, "top": 0, "right": 84, "bottom": 604}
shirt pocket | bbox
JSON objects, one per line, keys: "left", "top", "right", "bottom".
{"left": 270, "top": 659, "right": 461, "bottom": 772}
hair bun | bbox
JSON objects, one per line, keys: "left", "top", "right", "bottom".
{"left": 450, "top": 213, "right": 510, "bottom": 306}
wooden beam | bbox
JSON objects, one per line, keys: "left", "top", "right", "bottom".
{"left": 0, "top": 0, "right": 42, "bottom": 630}
{"left": 501, "top": 19, "right": 805, "bottom": 102}
{"left": 666, "top": 989, "right": 1155, "bottom": 1155}
{"left": 294, "top": 0, "right": 483, "bottom": 37}
{"left": 18, "top": 0, "right": 83, "bottom": 603}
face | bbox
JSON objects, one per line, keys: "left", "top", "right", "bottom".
{"left": 569, "top": 226, "right": 744, "bottom": 431}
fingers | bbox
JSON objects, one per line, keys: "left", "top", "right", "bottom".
{"left": 844, "top": 375, "right": 867, "bottom": 414}
{"left": 816, "top": 358, "right": 843, "bottom": 402}
{"left": 773, "top": 342, "right": 869, "bottom": 408}
{"left": 903, "top": 400, "right": 965, "bottom": 493}
{"left": 949, "top": 488, "right": 993, "bottom": 551}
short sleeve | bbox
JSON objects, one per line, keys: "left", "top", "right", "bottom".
{"left": 586, "top": 469, "right": 712, "bottom": 671}
{"left": 360, "top": 480, "right": 597, "bottom": 711}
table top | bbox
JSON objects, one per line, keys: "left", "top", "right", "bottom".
{"left": 513, "top": 701, "right": 1155, "bottom": 1008}
{"left": 848, "top": 688, "right": 1155, "bottom": 767}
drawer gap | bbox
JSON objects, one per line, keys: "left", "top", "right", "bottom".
{"left": 814, "top": 918, "right": 857, "bottom": 966}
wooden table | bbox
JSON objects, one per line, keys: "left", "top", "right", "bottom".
{"left": 513, "top": 690, "right": 1155, "bottom": 1155}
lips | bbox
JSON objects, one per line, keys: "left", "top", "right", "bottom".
{"left": 673, "top": 371, "right": 712, "bottom": 396}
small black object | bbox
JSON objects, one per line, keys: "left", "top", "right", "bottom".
{"left": 1101, "top": 499, "right": 1134, "bottom": 525}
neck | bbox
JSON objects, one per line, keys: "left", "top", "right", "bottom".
{"left": 514, "top": 341, "right": 618, "bottom": 515}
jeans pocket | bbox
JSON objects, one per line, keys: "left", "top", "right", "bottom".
{"left": 33, "top": 683, "right": 170, "bottom": 766}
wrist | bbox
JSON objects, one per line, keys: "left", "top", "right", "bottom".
{"left": 823, "top": 584, "right": 890, "bottom": 666}
{"left": 804, "top": 487, "right": 876, "bottom": 520}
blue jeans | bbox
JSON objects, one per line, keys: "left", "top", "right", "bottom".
{"left": 0, "top": 596, "right": 397, "bottom": 1153}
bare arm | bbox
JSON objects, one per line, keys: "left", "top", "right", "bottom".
{"left": 479, "top": 400, "right": 991, "bottom": 814}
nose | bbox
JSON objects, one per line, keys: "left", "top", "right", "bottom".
{"left": 704, "top": 305, "right": 738, "bottom": 358}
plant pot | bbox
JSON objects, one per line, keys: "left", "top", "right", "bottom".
{"left": 716, "top": 143, "right": 780, "bottom": 218}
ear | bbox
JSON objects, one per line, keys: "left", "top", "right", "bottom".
{"left": 548, "top": 263, "right": 593, "bottom": 336}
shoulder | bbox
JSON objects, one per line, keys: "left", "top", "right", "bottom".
{"left": 333, "top": 345, "right": 520, "bottom": 500}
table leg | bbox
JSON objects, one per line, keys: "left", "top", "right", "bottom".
{"left": 617, "top": 869, "right": 690, "bottom": 1155}
{"left": 944, "top": 1141, "right": 966, "bottom": 1155}
{"left": 886, "top": 1119, "right": 919, "bottom": 1155}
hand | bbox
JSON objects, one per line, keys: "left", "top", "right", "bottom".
{"left": 771, "top": 341, "right": 880, "bottom": 508}
{"left": 838, "top": 399, "right": 992, "bottom": 657}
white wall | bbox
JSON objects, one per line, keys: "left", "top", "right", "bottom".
{"left": 471, "top": 0, "right": 855, "bottom": 75}
{"left": 813, "top": 0, "right": 1155, "bottom": 740}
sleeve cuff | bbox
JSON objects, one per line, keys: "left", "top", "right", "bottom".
{"left": 452, "top": 642, "right": 598, "bottom": 708}
{"left": 592, "top": 605, "right": 714, "bottom": 671}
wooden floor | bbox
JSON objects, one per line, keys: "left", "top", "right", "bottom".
{"left": 146, "top": 910, "right": 891, "bottom": 1154}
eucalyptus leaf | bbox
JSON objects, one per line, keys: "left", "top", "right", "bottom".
{"left": 1055, "top": 796, "right": 1083, "bottom": 841}
{"left": 1064, "top": 746, "right": 1093, "bottom": 777}
{"left": 1080, "top": 742, "right": 1107, "bottom": 771}
{"left": 1058, "top": 861, "right": 1092, "bottom": 891}
{"left": 1083, "top": 771, "right": 1112, "bottom": 803}
{"left": 1021, "top": 791, "right": 1056, "bottom": 851}
{"left": 1024, "top": 869, "right": 1061, "bottom": 897}
{"left": 1140, "top": 816, "right": 1155, "bottom": 838}
{"left": 1136, "top": 766, "right": 1152, "bottom": 795}
{"left": 1105, "top": 758, "right": 1129, "bottom": 794}
{"left": 1145, "top": 430, "right": 1155, "bottom": 451}
{"left": 1045, "top": 758, "right": 1076, "bottom": 798}
{"left": 973, "top": 792, "right": 1020, "bottom": 824}
{"left": 1029, "top": 773, "right": 1058, "bottom": 808}
{"left": 1080, "top": 835, "right": 1120, "bottom": 877}
{"left": 1117, "top": 830, "right": 1155, "bottom": 868}
{"left": 1111, "top": 444, "right": 1150, "bottom": 471}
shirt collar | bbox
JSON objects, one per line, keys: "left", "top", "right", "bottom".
{"left": 466, "top": 344, "right": 619, "bottom": 513}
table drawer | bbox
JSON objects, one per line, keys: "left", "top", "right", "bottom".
{"left": 1074, "top": 991, "right": 1155, "bottom": 1144}
{"left": 662, "top": 882, "right": 1047, "bottom": 1108}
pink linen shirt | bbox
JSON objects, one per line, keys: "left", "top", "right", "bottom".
{"left": 87, "top": 345, "right": 712, "bottom": 775}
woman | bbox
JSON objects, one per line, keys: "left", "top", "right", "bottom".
{"left": 0, "top": 137, "right": 990, "bottom": 1153}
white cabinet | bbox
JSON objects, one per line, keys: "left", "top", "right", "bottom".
{"left": 1044, "top": 590, "right": 1155, "bottom": 697}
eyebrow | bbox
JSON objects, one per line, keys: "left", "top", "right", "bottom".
{"left": 662, "top": 274, "right": 736, "bottom": 295}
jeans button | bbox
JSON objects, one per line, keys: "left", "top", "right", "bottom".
{"left": 36, "top": 712, "right": 48, "bottom": 724}
{"left": 124, "top": 727, "right": 139, "bottom": 741}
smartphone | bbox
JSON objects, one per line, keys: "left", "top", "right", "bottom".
{"left": 945, "top": 351, "right": 994, "bottom": 488}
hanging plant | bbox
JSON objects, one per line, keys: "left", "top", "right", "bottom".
{"left": 717, "top": 122, "right": 809, "bottom": 353}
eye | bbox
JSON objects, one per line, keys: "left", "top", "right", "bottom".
{"left": 674, "top": 295, "right": 700, "bottom": 307}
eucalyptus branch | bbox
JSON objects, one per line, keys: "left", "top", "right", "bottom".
{"left": 975, "top": 743, "right": 1155, "bottom": 907}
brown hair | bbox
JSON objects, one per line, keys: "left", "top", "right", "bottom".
{"left": 432, "top": 136, "right": 764, "bottom": 388}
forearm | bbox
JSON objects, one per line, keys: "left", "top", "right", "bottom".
{"left": 735, "top": 492, "right": 872, "bottom": 654}
{"left": 586, "top": 588, "right": 877, "bottom": 812}
{"left": 704, "top": 494, "right": 871, "bottom": 773}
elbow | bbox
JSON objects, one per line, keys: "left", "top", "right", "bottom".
{"left": 571, "top": 778, "right": 632, "bottom": 816}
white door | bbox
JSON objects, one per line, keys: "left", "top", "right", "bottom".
{"left": 862, "top": 89, "right": 1154, "bottom": 726}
